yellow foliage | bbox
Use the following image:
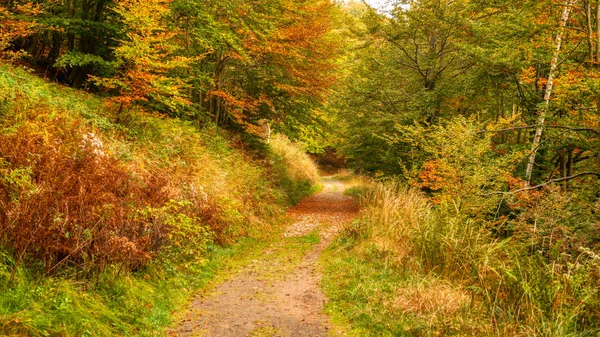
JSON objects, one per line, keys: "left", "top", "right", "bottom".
{"left": 270, "top": 134, "right": 319, "bottom": 184}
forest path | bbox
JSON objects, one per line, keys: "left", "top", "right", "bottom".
{"left": 168, "top": 178, "right": 358, "bottom": 337}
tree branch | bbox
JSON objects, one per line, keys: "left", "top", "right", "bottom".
{"left": 478, "top": 125, "right": 600, "bottom": 135}
{"left": 489, "top": 172, "right": 600, "bottom": 195}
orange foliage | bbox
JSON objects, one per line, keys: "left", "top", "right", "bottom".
{"left": 417, "top": 159, "right": 459, "bottom": 200}
{"left": 519, "top": 66, "right": 537, "bottom": 85}
{"left": 266, "top": 0, "right": 338, "bottom": 100}
{"left": 91, "top": 0, "right": 192, "bottom": 110}
{"left": 0, "top": 111, "right": 228, "bottom": 272}
{"left": 204, "top": 0, "right": 338, "bottom": 128}
{"left": 0, "top": 3, "right": 41, "bottom": 59}
{"left": 0, "top": 119, "right": 166, "bottom": 270}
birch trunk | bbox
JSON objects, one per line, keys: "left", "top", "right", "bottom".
{"left": 525, "top": 0, "right": 573, "bottom": 185}
{"left": 597, "top": 2, "right": 600, "bottom": 63}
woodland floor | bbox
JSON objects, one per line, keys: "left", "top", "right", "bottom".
{"left": 168, "top": 178, "right": 359, "bottom": 337}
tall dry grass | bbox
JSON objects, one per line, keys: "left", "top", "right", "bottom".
{"left": 269, "top": 134, "right": 319, "bottom": 184}
{"left": 268, "top": 134, "right": 320, "bottom": 204}
{"left": 340, "top": 180, "right": 600, "bottom": 335}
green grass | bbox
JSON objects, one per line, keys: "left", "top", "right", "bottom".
{"left": 297, "top": 230, "right": 321, "bottom": 245}
{"left": 343, "top": 186, "right": 366, "bottom": 197}
{"left": 322, "top": 244, "right": 405, "bottom": 337}
{"left": 250, "top": 323, "right": 281, "bottom": 337}
{"left": 238, "top": 230, "right": 322, "bottom": 281}
{"left": 0, "top": 228, "right": 295, "bottom": 336}
{"left": 1, "top": 246, "right": 208, "bottom": 336}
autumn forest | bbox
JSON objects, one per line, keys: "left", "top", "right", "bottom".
{"left": 1, "top": 0, "right": 600, "bottom": 336}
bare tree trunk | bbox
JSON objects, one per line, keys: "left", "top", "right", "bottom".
{"left": 567, "top": 149, "right": 574, "bottom": 188}
{"left": 597, "top": 1, "right": 600, "bottom": 63}
{"left": 525, "top": 0, "right": 573, "bottom": 185}
{"left": 586, "top": 0, "right": 594, "bottom": 62}
{"left": 560, "top": 149, "right": 567, "bottom": 188}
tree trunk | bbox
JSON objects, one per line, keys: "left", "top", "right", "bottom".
{"left": 560, "top": 149, "right": 567, "bottom": 188}
{"left": 26, "top": 34, "right": 39, "bottom": 56}
{"left": 47, "top": 31, "right": 62, "bottom": 63}
{"left": 597, "top": 2, "right": 600, "bottom": 63}
{"left": 586, "top": 0, "right": 594, "bottom": 63}
{"left": 213, "top": 54, "right": 226, "bottom": 125}
{"left": 66, "top": 0, "right": 75, "bottom": 51}
{"left": 68, "top": 0, "right": 106, "bottom": 87}
{"left": 525, "top": 0, "right": 572, "bottom": 185}
{"left": 567, "top": 149, "right": 574, "bottom": 188}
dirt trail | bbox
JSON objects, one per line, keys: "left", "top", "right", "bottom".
{"left": 169, "top": 178, "right": 358, "bottom": 337}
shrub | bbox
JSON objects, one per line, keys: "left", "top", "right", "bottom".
{"left": 0, "top": 118, "right": 165, "bottom": 271}
{"left": 270, "top": 134, "right": 319, "bottom": 184}
{"left": 269, "top": 134, "right": 320, "bottom": 204}
{"left": 339, "top": 180, "right": 600, "bottom": 335}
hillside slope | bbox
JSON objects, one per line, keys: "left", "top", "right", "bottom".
{"left": 0, "top": 64, "right": 319, "bottom": 336}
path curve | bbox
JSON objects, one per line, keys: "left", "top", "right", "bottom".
{"left": 169, "top": 178, "right": 358, "bottom": 337}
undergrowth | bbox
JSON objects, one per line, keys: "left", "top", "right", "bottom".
{"left": 269, "top": 134, "right": 320, "bottom": 204}
{"left": 324, "top": 182, "right": 600, "bottom": 336}
{"left": 323, "top": 120, "right": 600, "bottom": 336}
{"left": 0, "top": 64, "right": 319, "bottom": 336}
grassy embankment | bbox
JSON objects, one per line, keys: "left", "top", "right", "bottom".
{"left": 323, "top": 179, "right": 600, "bottom": 336}
{"left": 0, "top": 64, "right": 319, "bottom": 336}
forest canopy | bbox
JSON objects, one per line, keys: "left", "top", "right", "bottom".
{"left": 0, "top": 0, "right": 338, "bottom": 135}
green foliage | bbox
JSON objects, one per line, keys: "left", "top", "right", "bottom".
{"left": 55, "top": 51, "right": 114, "bottom": 69}
{"left": 2, "top": 0, "right": 339, "bottom": 138}
{"left": 5, "top": 0, "right": 600, "bottom": 335}
{"left": 324, "top": 4, "right": 600, "bottom": 333}
{"left": 323, "top": 115, "right": 600, "bottom": 335}
{"left": 402, "top": 118, "right": 522, "bottom": 216}
{"left": 0, "top": 164, "right": 37, "bottom": 203}
{"left": 136, "top": 200, "right": 213, "bottom": 266}
{"left": 91, "top": 0, "right": 191, "bottom": 112}
{"left": 331, "top": 0, "right": 600, "bottom": 185}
